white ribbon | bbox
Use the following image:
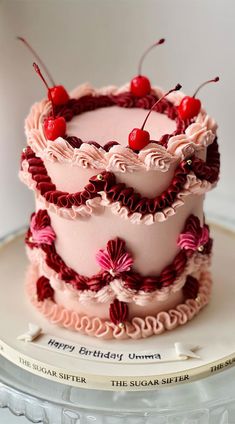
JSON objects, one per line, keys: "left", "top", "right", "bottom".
{"left": 17, "top": 323, "right": 200, "bottom": 364}
{"left": 17, "top": 324, "right": 200, "bottom": 363}
{"left": 17, "top": 323, "right": 42, "bottom": 342}
{"left": 175, "top": 342, "right": 200, "bottom": 360}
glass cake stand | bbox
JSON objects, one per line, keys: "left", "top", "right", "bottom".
{"left": 1, "top": 213, "right": 235, "bottom": 424}
{"left": 1, "top": 355, "right": 235, "bottom": 424}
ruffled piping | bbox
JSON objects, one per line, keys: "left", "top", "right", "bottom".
{"left": 19, "top": 139, "right": 219, "bottom": 223}
{"left": 20, "top": 161, "right": 213, "bottom": 222}
{"left": 26, "top": 264, "right": 212, "bottom": 340}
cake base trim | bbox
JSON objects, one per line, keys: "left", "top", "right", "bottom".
{"left": 26, "top": 264, "right": 212, "bottom": 340}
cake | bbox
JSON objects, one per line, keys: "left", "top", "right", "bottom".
{"left": 19, "top": 39, "right": 220, "bottom": 340}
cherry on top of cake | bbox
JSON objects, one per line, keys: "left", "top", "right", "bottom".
{"left": 61, "top": 76, "right": 219, "bottom": 151}
{"left": 177, "top": 77, "right": 219, "bottom": 120}
{"left": 18, "top": 36, "right": 69, "bottom": 106}
{"left": 130, "top": 38, "right": 165, "bottom": 97}
{"left": 19, "top": 36, "right": 219, "bottom": 151}
{"left": 128, "top": 84, "right": 181, "bottom": 150}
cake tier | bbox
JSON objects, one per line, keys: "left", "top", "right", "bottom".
{"left": 24, "top": 208, "right": 213, "bottom": 337}
{"left": 20, "top": 84, "right": 219, "bottom": 337}
{"left": 38, "top": 195, "right": 204, "bottom": 277}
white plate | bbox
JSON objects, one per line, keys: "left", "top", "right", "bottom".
{"left": 0, "top": 224, "right": 235, "bottom": 391}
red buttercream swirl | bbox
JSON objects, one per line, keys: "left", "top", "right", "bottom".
{"left": 191, "top": 138, "right": 220, "bottom": 184}
{"left": 36, "top": 275, "right": 54, "bottom": 302}
{"left": 183, "top": 275, "right": 199, "bottom": 300}
{"left": 109, "top": 299, "right": 128, "bottom": 325}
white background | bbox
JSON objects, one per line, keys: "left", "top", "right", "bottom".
{"left": 0, "top": 0, "right": 235, "bottom": 422}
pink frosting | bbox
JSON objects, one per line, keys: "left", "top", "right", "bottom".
{"left": 66, "top": 105, "right": 176, "bottom": 146}
{"left": 178, "top": 226, "right": 209, "bottom": 252}
{"left": 167, "top": 123, "right": 215, "bottom": 157}
{"left": 25, "top": 99, "right": 50, "bottom": 155}
{"left": 96, "top": 255, "right": 132, "bottom": 274}
{"left": 26, "top": 263, "right": 212, "bottom": 340}
{"left": 30, "top": 214, "right": 56, "bottom": 245}
{"left": 24, "top": 84, "right": 217, "bottom": 172}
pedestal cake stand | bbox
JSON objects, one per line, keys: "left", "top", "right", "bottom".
{"left": 0, "top": 223, "right": 235, "bottom": 423}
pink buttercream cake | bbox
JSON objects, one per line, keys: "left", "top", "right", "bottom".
{"left": 20, "top": 83, "right": 219, "bottom": 339}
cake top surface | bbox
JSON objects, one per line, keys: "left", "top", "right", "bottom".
{"left": 24, "top": 83, "right": 217, "bottom": 172}
{"left": 66, "top": 106, "right": 177, "bottom": 147}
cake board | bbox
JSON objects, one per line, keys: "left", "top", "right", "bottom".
{"left": 0, "top": 224, "right": 235, "bottom": 393}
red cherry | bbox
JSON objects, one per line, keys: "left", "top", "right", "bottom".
{"left": 128, "top": 128, "right": 150, "bottom": 150}
{"left": 178, "top": 96, "right": 201, "bottom": 120}
{"left": 33, "top": 63, "right": 67, "bottom": 140}
{"left": 49, "top": 85, "right": 69, "bottom": 106}
{"left": 128, "top": 83, "right": 181, "bottom": 150}
{"left": 44, "top": 116, "right": 66, "bottom": 141}
{"left": 130, "top": 38, "right": 165, "bottom": 97}
{"left": 178, "top": 76, "right": 219, "bottom": 120}
{"left": 18, "top": 36, "right": 69, "bottom": 105}
{"left": 130, "top": 76, "right": 151, "bottom": 97}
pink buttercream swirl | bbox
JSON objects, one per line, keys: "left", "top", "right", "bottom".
{"left": 178, "top": 215, "right": 212, "bottom": 255}
{"left": 30, "top": 210, "right": 56, "bottom": 245}
{"left": 26, "top": 264, "right": 212, "bottom": 340}
{"left": 167, "top": 123, "right": 215, "bottom": 158}
{"left": 96, "top": 238, "right": 134, "bottom": 276}
{"left": 138, "top": 143, "right": 177, "bottom": 171}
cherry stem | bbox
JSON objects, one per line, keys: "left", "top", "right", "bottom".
{"left": 138, "top": 38, "right": 165, "bottom": 76}
{"left": 141, "top": 84, "right": 182, "bottom": 130}
{"left": 33, "top": 62, "right": 55, "bottom": 118}
{"left": 193, "top": 76, "right": 219, "bottom": 98}
{"left": 17, "top": 36, "right": 56, "bottom": 86}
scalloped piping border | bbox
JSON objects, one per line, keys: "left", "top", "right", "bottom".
{"left": 26, "top": 264, "right": 212, "bottom": 340}
{"left": 19, "top": 161, "right": 213, "bottom": 223}
{"left": 24, "top": 83, "right": 217, "bottom": 171}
